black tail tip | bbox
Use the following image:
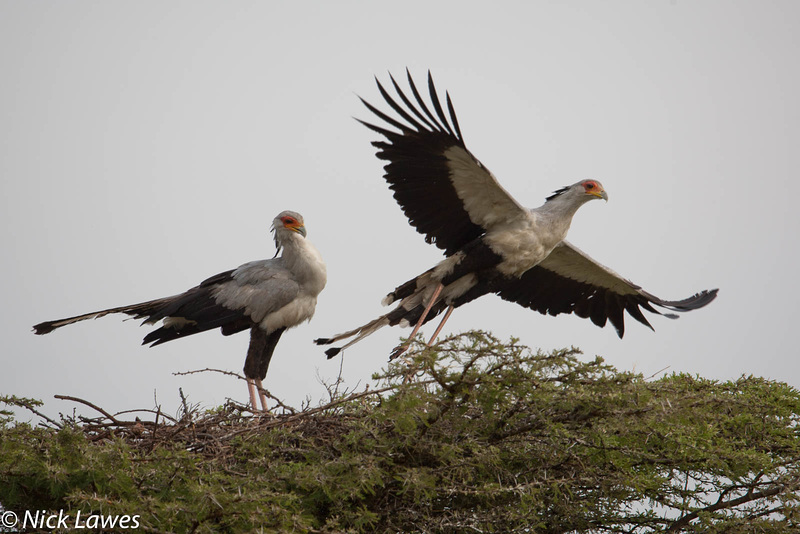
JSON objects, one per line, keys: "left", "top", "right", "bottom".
{"left": 325, "top": 347, "right": 342, "bottom": 359}
{"left": 389, "top": 345, "right": 408, "bottom": 361}
{"left": 314, "top": 337, "right": 332, "bottom": 346}
{"left": 32, "top": 322, "right": 54, "bottom": 335}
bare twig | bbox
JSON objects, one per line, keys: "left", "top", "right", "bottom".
{"left": 667, "top": 477, "right": 800, "bottom": 532}
{"left": 116, "top": 407, "right": 178, "bottom": 424}
{"left": 174, "top": 367, "right": 246, "bottom": 381}
{"left": 16, "top": 400, "right": 64, "bottom": 429}
{"left": 54, "top": 394, "right": 122, "bottom": 424}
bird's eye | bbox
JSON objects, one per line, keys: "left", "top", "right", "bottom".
{"left": 283, "top": 217, "right": 295, "bottom": 225}
{"left": 585, "top": 182, "right": 595, "bottom": 189}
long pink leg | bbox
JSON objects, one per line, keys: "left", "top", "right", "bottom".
{"left": 247, "top": 378, "right": 259, "bottom": 411}
{"left": 426, "top": 305, "right": 454, "bottom": 347}
{"left": 254, "top": 378, "right": 269, "bottom": 412}
{"left": 390, "top": 283, "right": 443, "bottom": 360}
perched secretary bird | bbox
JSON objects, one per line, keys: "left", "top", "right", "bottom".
{"left": 316, "top": 71, "right": 717, "bottom": 359}
{"left": 34, "top": 211, "right": 327, "bottom": 411}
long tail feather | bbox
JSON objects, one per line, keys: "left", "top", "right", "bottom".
{"left": 314, "top": 314, "right": 392, "bottom": 359}
{"left": 32, "top": 298, "right": 174, "bottom": 335}
{"left": 315, "top": 270, "right": 464, "bottom": 359}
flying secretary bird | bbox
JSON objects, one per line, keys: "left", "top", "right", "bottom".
{"left": 34, "top": 211, "right": 327, "bottom": 411}
{"left": 316, "top": 71, "right": 717, "bottom": 359}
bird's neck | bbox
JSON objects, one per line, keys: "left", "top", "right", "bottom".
{"left": 533, "top": 193, "right": 591, "bottom": 238}
{"left": 281, "top": 236, "right": 327, "bottom": 294}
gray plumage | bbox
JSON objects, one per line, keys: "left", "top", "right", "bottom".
{"left": 34, "top": 210, "right": 327, "bottom": 410}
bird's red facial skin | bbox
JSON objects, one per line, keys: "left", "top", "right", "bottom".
{"left": 281, "top": 216, "right": 307, "bottom": 236}
{"left": 582, "top": 180, "right": 606, "bottom": 199}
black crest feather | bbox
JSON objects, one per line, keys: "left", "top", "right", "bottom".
{"left": 545, "top": 186, "right": 570, "bottom": 202}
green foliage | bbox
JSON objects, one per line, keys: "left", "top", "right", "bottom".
{"left": 2, "top": 332, "right": 799, "bottom": 533}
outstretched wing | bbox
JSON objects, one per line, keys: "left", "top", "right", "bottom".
{"left": 495, "top": 241, "right": 718, "bottom": 337}
{"left": 359, "top": 70, "right": 528, "bottom": 255}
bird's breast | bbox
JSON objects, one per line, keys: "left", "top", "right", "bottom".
{"left": 485, "top": 224, "right": 563, "bottom": 278}
{"left": 260, "top": 295, "right": 318, "bottom": 333}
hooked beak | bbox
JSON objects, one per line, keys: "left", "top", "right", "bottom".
{"left": 287, "top": 223, "right": 307, "bottom": 237}
{"left": 590, "top": 189, "right": 609, "bottom": 202}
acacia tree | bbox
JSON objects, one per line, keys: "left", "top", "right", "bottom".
{"left": 2, "top": 331, "right": 799, "bottom": 533}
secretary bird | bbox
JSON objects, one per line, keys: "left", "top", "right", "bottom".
{"left": 316, "top": 71, "right": 717, "bottom": 360}
{"left": 34, "top": 211, "right": 327, "bottom": 411}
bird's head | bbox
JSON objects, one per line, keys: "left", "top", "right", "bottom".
{"left": 272, "top": 210, "right": 307, "bottom": 254}
{"left": 546, "top": 180, "right": 608, "bottom": 204}
{"left": 580, "top": 179, "right": 608, "bottom": 201}
{"left": 275, "top": 211, "right": 307, "bottom": 237}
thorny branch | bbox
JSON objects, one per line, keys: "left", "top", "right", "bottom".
{"left": 4, "top": 332, "right": 799, "bottom": 533}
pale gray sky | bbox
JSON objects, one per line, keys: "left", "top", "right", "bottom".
{"left": 2, "top": 1, "right": 798, "bottom": 420}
